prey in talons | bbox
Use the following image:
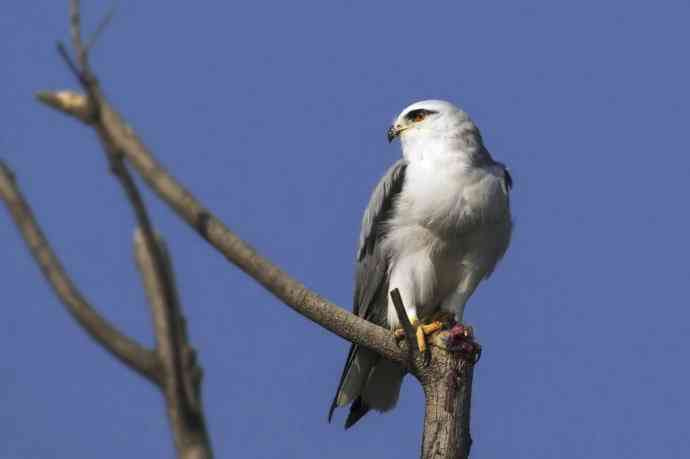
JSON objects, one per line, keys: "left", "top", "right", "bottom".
{"left": 446, "top": 324, "right": 482, "bottom": 364}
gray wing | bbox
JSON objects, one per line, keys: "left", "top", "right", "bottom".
{"left": 353, "top": 159, "right": 407, "bottom": 318}
{"left": 328, "top": 159, "right": 407, "bottom": 425}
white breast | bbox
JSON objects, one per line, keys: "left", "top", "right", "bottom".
{"left": 382, "top": 156, "right": 511, "bottom": 327}
{"left": 394, "top": 156, "right": 508, "bottom": 235}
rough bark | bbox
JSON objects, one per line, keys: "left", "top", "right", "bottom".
{"left": 419, "top": 343, "right": 474, "bottom": 459}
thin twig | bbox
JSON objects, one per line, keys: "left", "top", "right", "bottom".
{"left": 69, "top": 0, "right": 87, "bottom": 70}
{"left": 0, "top": 160, "right": 161, "bottom": 385}
{"left": 98, "top": 140, "right": 179, "bottom": 332}
{"left": 85, "top": 1, "right": 118, "bottom": 53}
{"left": 56, "top": 43, "right": 89, "bottom": 88}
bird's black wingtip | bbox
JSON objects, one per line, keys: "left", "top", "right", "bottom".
{"left": 328, "top": 400, "right": 337, "bottom": 424}
{"left": 344, "top": 397, "right": 370, "bottom": 429}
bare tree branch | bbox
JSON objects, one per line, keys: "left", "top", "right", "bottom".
{"left": 35, "top": 88, "right": 412, "bottom": 366}
{"left": 0, "top": 160, "right": 161, "bottom": 385}
{"left": 134, "top": 230, "right": 212, "bottom": 459}
{"left": 61, "top": 7, "right": 213, "bottom": 456}
{"left": 41, "top": 0, "right": 409, "bottom": 359}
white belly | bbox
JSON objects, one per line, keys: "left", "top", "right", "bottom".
{"left": 382, "top": 159, "right": 511, "bottom": 327}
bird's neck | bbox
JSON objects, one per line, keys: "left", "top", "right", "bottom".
{"left": 402, "top": 135, "right": 488, "bottom": 166}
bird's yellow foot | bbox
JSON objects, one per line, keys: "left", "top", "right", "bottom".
{"left": 394, "top": 320, "right": 447, "bottom": 353}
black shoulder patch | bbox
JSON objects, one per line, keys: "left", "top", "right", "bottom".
{"left": 504, "top": 168, "right": 513, "bottom": 190}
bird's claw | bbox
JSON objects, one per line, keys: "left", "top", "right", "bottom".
{"left": 394, "top": 320, "right": 447, "bottom": 353}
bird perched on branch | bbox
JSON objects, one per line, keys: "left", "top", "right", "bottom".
{"left": 329, "top": 100, "right": 513, "bottom": 428}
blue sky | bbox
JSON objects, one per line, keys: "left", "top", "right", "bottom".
{"left": 2, "top": 1, "right": 690, "bottom": 457}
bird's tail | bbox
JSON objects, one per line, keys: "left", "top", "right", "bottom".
{"left": 329, "top": 345, "right": 405, "bottom": 428}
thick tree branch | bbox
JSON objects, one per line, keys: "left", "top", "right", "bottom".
{"left": 134, "top": 230, "right": 212, "bottom": 459}
{"left": 35, "top": 89, "right": 411, "bottom": 366}
{"left": 420, "top": 341, "right": 474, "bottom": 459}
{"left": 0, "top": 160, "right": 161, "bottom": 385}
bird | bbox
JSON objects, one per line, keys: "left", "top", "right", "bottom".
{"left": 328, "top": 99, "right": 513, "bottom": 428}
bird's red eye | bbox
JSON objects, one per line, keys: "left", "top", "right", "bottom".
{"left": 406, "top": 109, "right": 435, "bottom": 123}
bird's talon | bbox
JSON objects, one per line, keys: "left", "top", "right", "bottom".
{"left": 416, "top": 325, "right": 426, "bottom": 353}
{"left": 421, "top": 321, "right": 444, "bottom": 335}
{"left": 394, "top": 319, "right": 448, "bottom": 354}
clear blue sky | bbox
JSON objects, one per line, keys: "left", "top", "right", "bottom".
{"left": 3, "top": 1, "right": 689, "bottom": 457}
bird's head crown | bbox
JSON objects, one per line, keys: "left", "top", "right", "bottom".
{"left": 387, "top": 99, "right": 484, "bottom": 162}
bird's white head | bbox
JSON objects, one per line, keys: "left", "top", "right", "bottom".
{"left": 387, "top": 100, "right": 485, "bottom": 162}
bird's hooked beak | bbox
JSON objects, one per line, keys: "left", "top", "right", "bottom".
{"left": 387, "top": 124, "right": 406, "bottom": 143}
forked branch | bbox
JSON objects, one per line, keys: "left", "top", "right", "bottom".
{"left": 35, "top": 85, "right": 411, "bottom": 366}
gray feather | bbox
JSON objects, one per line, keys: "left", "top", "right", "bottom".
{"left": 328, "top": 160, "right": 408, "bottom": 427}
{"left": 356, "top": 160, "right": 407, "bottom": 261}
{"left": 354, "top": 159, "right": 407, "bottom": 319}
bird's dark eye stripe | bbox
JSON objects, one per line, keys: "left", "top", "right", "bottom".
{"left": 405, "top": 109, "right": 437, "bottom": 121}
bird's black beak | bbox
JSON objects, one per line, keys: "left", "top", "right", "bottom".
{"left": 387, "top": 125, "right": 400, "bottom": 143}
